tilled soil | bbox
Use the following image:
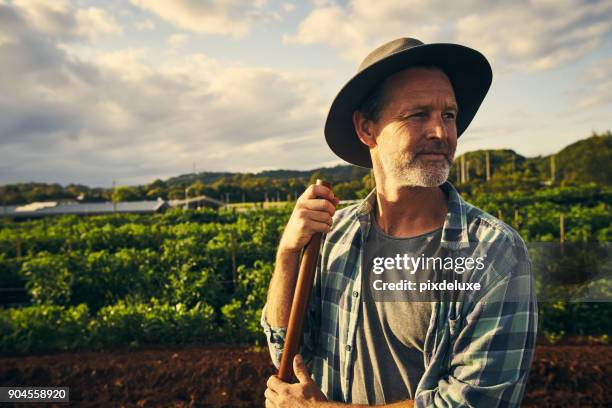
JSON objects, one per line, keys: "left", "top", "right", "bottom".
{"left": 0, "top": 344, "right": 609, "bottom": 407}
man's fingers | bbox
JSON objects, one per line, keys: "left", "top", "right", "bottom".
{"left": 264, "top": 387, "right": 277, "bottom": 402}
{"left": 293, "top": 354, "right": 312, "bottom": 384}
{"left": 307, "top": 220, "right": 333, "bottom": 233}
{"left": 303, "top": 184, "right": 336, "bottom": 202}
{"left": 300, "top": 208, "right": 333, "bottom": 226}
{"left": 301, "top": 198, "right": 337, "bottom": 216}
{"left": 266, "top": 374, "right": 285, "bottom": 391}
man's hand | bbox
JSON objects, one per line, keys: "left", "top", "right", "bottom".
{"left": 278, "top": 183, "right": 339, "bottom": 254}
{"left": 265, "top": 354, "right": 328, "bottom": 408}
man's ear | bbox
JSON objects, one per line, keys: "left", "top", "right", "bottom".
{"left": 352, "top": 110, "right": 376, "bottom": 148}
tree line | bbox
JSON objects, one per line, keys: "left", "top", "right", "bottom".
{"left": 1, "top": 132, "right": 609, "bottom": 205}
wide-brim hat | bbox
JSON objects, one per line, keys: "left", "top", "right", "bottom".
{"left": 324, "top": 37, "right": 492, "bottom": 168}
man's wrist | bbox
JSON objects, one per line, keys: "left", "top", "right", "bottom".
{"left": 277, "top": 243, "right": 302, "bottom": 257}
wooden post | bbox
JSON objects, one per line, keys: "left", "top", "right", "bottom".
{"left": 559, "top": 213, "right": 565, "bottom": 244}
{"left": 460, "top": 155, "right": 466, "bottom": 183}
{"left": 497, "top": 209, "right": 503, "bottom": 222}
{"left": 16, "top": 236, "right": 21, "bottom": 258}
{"left": 230, "top": 231, "right": 237, "bottom": 290}
{"left": 155, "top": 224, "right": 162, "bottom": 249}
{"left": 112, "top": 180, "right": 117, "bottom": 212}
{"left": 466, "top": 160, "right": 470, "bottom": 182}
{"left": 485, "top": 151, "right": 491, "bottom": 182}
{"left": 514, "top": 207, "right": 520, "bottom": 229}
{"left": 550, "top": 155, "right": 556, "bottom": 183}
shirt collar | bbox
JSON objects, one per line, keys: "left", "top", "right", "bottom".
{"left": 355, "top": 180, "right": 470, "bottom": 250}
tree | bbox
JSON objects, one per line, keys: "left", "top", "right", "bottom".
{"left": 112, "top": 186, "right": 140, "bottom": 203}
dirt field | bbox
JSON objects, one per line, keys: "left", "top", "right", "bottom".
{"left": 1, "top": 344, "right": 609, "bottom": 407}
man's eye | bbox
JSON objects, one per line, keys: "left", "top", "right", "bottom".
{"left": 443, "top": 112, "right": 456, "bottom": 119}
{"left": 411, "top": 112, "right": 426, "bottom": 118}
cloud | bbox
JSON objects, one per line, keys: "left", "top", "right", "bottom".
{"left": 12, "top": 0, "right": 122, "bottom": 41}
{"left": 574, "top": 58, "right": 612, "bottom": 108}
{"left": 285, "top": 0, "right": 612, "bottom": 73}
{"left": 135, "top": 18, "right": 155, "bottom": 30}
{"left": 0, "top": 2, "right": 332, "bottom": 186}
{"left": 282, "top": 3, "right": 296, "bottom": 12}
{"left": 166, "top": 33, "right": 189, "bottom": 47}
{"left": 130, "top": 0, "right": 273, "bottom": 37}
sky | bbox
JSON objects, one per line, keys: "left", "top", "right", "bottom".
{"left": 0, "top": 0, "right": 610, "bottom": 188}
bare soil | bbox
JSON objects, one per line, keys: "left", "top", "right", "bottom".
{"left": 0, "top": 344, "right": 609, "bottom": 407}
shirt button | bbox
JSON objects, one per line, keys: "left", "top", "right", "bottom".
{"left": 352, "top": 291, "right": 359, "bottom": 297}
{"left": 345, "top": 345, "right": 352, "bottom": 352}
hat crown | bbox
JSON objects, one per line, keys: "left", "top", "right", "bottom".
{"left": 358, "top": 37, "right": 424, "bottom": 72}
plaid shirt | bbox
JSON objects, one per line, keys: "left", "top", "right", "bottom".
{"left": 261, "top": 180, "right": 538, "bottom": 407}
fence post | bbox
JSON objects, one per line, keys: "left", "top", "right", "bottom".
{"left": 230, "top": 231, "right": 237, "bottom": 290}
{"left": 550, "top": 155, "right": 556, "bottom": 183}
{"left": 514, "top": 207, "right": 520, "bottom": 229}
{"left": 559, "top": 213, "right": 565, "bottom": 244}
{"left": 16, "top": 236, "right": 21, "bottom": 258}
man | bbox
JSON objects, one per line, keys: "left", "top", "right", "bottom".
{"left": 261, "top": 38, "right": 538, "bottom": 407}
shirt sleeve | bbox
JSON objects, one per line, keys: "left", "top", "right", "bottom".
{"left": 260, "top": 303, "right": 287, "bottom": 370}
{"left": 260, "top": 246, "right": 323, "bottom": 371}
{"left": 416, "top": 238, "right": 538, "bottom": 408}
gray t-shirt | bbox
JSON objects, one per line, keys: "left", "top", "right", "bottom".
{"left": 349, "top": 217, "right": 443, "bottom": 405}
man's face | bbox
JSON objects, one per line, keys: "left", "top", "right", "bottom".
{"left": 368, "top": 67, "right": 458, "bottom": 188}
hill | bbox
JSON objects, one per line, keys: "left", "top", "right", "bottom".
{"left": 1, "top": 131, "right": 610, "bottom": 204}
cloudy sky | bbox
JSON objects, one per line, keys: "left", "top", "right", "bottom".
{"left": 0, "top": 0, "right": 610, "bottom": 187}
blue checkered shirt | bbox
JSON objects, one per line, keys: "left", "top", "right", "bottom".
{"left": 261, "top": 180, "right": 538, "bottom": 407}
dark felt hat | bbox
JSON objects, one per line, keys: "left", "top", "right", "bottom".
{"left": 324, "top": 37, "right": 492, "bottom": 168}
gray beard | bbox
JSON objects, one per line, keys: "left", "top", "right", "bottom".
{"left": 383, "top": 152, "right": 452, "bottom": 187}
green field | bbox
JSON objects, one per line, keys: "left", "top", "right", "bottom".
{"left": 1, "top": 183, "right": 611, "bottom": 353}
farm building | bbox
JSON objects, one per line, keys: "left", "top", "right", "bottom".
{"left": 0, "top": 194, "right": 226, "bottom": 219}
{"left": 0, "top": 199, "right": 169, "bottom": 219}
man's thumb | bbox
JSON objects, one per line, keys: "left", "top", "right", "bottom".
{"left": 293, "top": 354, "right": 311, "bottom": 383}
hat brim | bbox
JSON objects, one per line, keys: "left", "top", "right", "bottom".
{"left": 324, "top": 43, "right": 492, "bottom": 168}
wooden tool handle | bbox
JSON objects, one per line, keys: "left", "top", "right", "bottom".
{"left": 278, "top": 179, "right": 332, "bottom": 382}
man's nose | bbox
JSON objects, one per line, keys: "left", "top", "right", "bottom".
{"left": 426, "top": 114, "right": 448, "bottom": 140}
